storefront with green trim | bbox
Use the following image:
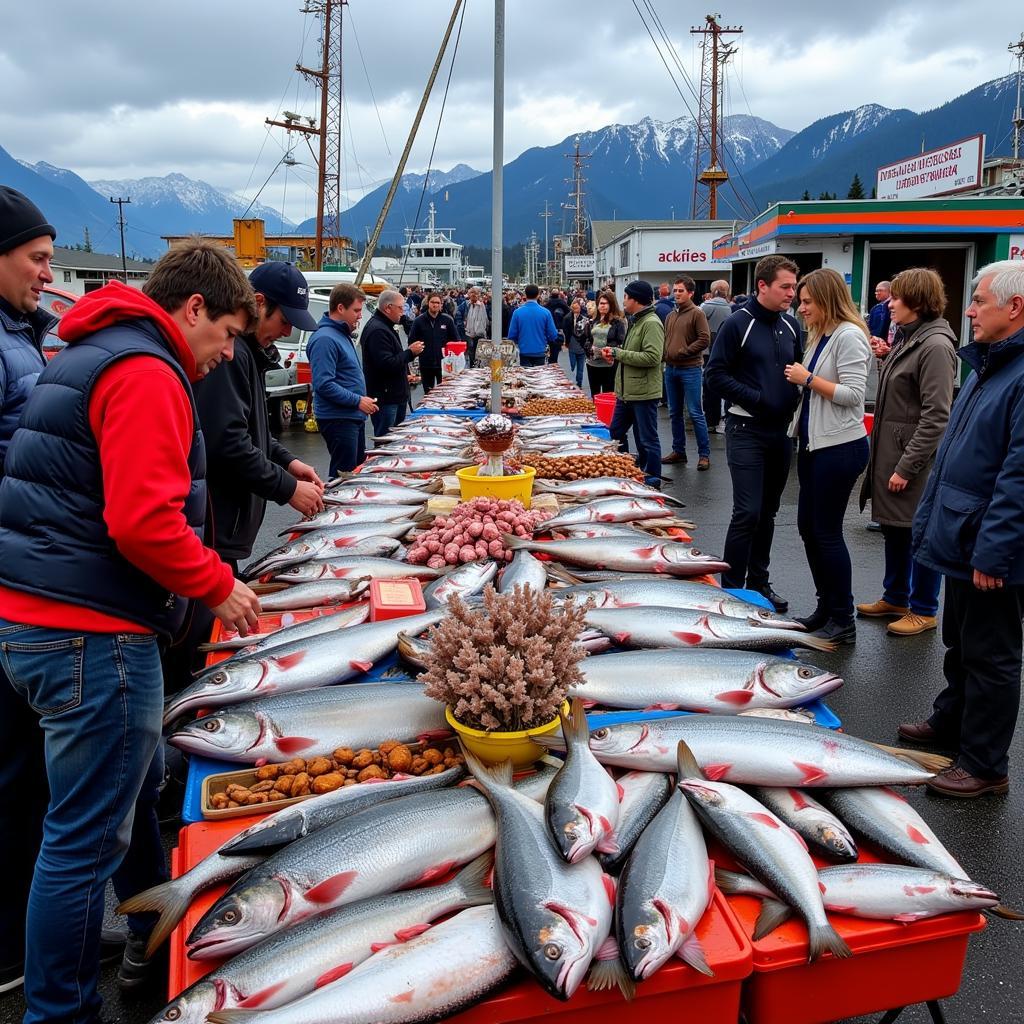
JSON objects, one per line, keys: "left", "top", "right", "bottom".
{"left": 713, "top": 197, "right": 1024, "bottom": 344}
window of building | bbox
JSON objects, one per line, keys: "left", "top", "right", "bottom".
{"left": 63, "top": 271, "right": 72, "bottom": 283}
{"left": 619, "top": 240, "right": 631, "bottom": 266}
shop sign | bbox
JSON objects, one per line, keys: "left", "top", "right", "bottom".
{"left": 1009, "top": 235, "right": 1024, "bottom": 261}
{"left": 737, "top": 240, "right": 777, "bottom": 259}
{"left": 875, "top": 134, "right": 984, "bottom": 201}
{"left": 640, "top": 230, "right": 731, "bottom": 270}
{"left": 564, "top": 254, "right": 596, "bottom": 274}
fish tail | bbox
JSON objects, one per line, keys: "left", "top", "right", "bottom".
{"left": 116, "top": 876, "right": 192, "bottom": 960}
{"left": 795, "top": 634, "right": 838, "bottom": 653}
{"left": 989, "top": 903, "right": 1024, "bottom": 921}
{"left": 714, "top": 868, "right": 757, "bottom": 894}
{"left": 753, "top": 898, "right": 794, "bottom": 940}
{"left": 458, "top": 743, "right": 515, "bottom": 795}
{"left": 545, "top": 563, "right": 583, "bottom": 585}
{"left": 586, "top": 938, "right": 636, "bottom": 1001}
{"left": 870, "top": 743, "right": 953, "bottom": 774}
{"left": 563, "top": 698, "right": 590, "bottom": 746}
{"left": 676, "top": 739, "right": 705, "bottom": 781}
{"left": 451, "top": 851, "right": 494, "bottom": 906}
{"left": 807, "top": 921, "right": 852, "bottom": 961}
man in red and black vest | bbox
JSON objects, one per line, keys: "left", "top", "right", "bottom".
{"left": 0, "top": 241, "right": 262, "bottom": 1021}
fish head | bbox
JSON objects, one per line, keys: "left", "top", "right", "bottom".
{"left": 587, "top": 722, "right": 650, "bottom": 762}
{"left": 759, "top": 660, "right": 843, "bottom": 703}
{"left": 168, "top": 710, "right": 262, "bottom": 759}
{"left": 186, "top": 879, "right": 287, "bottom": 959}
{"left": 547, "top": 802, "right": 597, "bottom": 863}
{"left": 662, "top": 545, "right": 729, "bottom": 573}
{"left": 162, "top": 661, "right": 267, "bottom": 725}
{"left": 526, "top": 899, "right": 604, "bottom": 1000}
{"left": 621, "top": 902, "right": 674, "bottom": 981}
{"left": 949, "top": 878, "right": 999, "bottom": 905}
{"left": 145, "top": 980, "right": 221, "bottom": 1024}
{"left": 815, "top": 824, "right": 859, "bottom": 861}
{"left": 274, "top": 564, "right": 324, "bottom": 582}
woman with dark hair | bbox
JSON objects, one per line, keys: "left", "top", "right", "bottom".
{"left": 563, "top": 299, "right": 591, "bottom": 388}
{"left": 784, "top": 268, "right": 872, "bottom": 643}
{"left": 857, "top": 267, "right": 957, "bottom": 637}
{"left": 585, "top": 290, "right": 624, "bottom": 395}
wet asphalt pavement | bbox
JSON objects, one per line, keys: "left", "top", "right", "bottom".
{"left": 2, "top": 355, "right": 1021, "bottom": 1024}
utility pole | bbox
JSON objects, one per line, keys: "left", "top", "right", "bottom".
{"left": 267, "top": 0, "right": 346, "bottom": 270}
{"left": 109, "top": 197, "right": 130, "bottom": 279}
{"left": 539, "top": 200, "right": 553, "bottom": 285}
{"left": 1010, "top": 32, "right": 1024, "bottom": 161}
{"left": 690, "top": 14, "right": 742, "bottom": 219}
{"left": 562, "top": 139, "right": 591, "bottom": 260}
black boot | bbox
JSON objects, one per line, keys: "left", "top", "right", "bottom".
{"left": 794, "top": 606, "right": 829, "bottom": 631}
{"left": 751, "top": 584, "right": 789, "bottom": 614}
{"left": 811, "top": 619, "right": 857, "bottom": 645}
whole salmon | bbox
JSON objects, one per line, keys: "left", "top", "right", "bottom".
{"left": 283, "top": 505, "right": 418, "bottom": 534}
{"left": 598, "top": 771, "right": 674, "bottom": 875}
{"left": 504, "top": 534, "right": 728, "bottom": 577}
{"left": 270, "top": 557, "right": 445, "bottom": 584}
{"left": 541, "top": 497, "right": 680, "bottom": 529}
{"left": 748, "top": 787, "right": 858, "bottom": 861}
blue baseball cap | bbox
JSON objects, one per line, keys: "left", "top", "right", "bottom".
{"left": 249, "top": 262, "right": 318, "bottom": 332}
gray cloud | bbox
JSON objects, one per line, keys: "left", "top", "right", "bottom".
{"left": 3, "top": 0, "right": 1019, "bottom": 222}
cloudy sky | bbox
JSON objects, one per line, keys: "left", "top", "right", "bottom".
{"left": 3, "top": 0, "right": 1020, "bottom": 222}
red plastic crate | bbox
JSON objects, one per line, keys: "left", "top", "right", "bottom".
{"left": 168, "top": 820, "right": 752, "bottom": 1024}
{"left": 718, "top": 846, "right": 985, "bottom": 1024}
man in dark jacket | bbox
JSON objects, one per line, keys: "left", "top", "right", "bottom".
{"left": 408, "top": 292, "right": 457, "bottom": 394}
{"left": 867, "top": 280, "right": 892, "bottom": 347}
{"left": 0, "top": 188, "right": 55, "bottom": 475}
{"left": 195, "top": 261, "right": 324, "bottom": 566}
{"left": 654, "top": 282, "right": 675, "bottom": 323}
{"left": 902, "top": 260, "right": 1024, "bottom": 798}
{"left": 362, "top": 289, "right": 424, "bottom": 437}
{"left": 545, "top": 288, "right": 571, "bottom": 363}
{"left": 705, "top": 255, "right": 803, "bottom": 612}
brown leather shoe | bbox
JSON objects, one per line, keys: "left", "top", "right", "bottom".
{"left": 897, "top": 720, "right": 946, "bottom": 745}
{"left": 926, "top": 765, "right": 1009, "bottom": 798}
{"left": 856, "top": 598, "right": 910, "bottom": 618}
{"left": 661, "top": 451, "right": 687, "bottom": 464}
{"left": 887, "top": 612, "right": 938, "bottom": 636}
{"left": 697, "top": 456, "right": 710, "bottom": 471}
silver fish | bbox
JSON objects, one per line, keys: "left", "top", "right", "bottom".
{"left": 283, "top": 505, "right": 418, "bottom": 535}
{"left": 367, "top": 443, "right": 472, "bottom": 457}
{"left": 545, "top": 699, "right": 621, "bottom": 862}
{"left": 357, "top": 454, "right": 473, "bottom": 474}
{"left": 534, "top": 477, "right": 685, "bottom": 507}
{"left": 583, "top": 607, "right": 835, "bottom": 654}
{"left": 676, "top": 740, "right": 851, "bottom": 963}
{"left": 462, "top": 750, "right": 614, "bottom": 1000}
{"left": 199, "top": 603, "right": 370, "bottom": 655}
{"left": 541, "top": 497, "right": 678, "bottom": 529}
{"left": 204, "top": 906, "right": 516, "bottom": 1024}
{"left": 598, "top": 771, "right": 674, "bottom": 875}
{"left": 581, "top": 715, "right": 948, "bottom": 786}
{"left": 748, "top": 787, "right": 858, "bottom": 861}
{"left": 187, "top": 767, "right": 557, "bottom": 959}
{"left": 570, "top": 650, "right": 842, "bottom": 713}
{"left": 271, "top": 558, "right": 446, "bottom": 584}
{"left": 504, "top": 534, "right": 728, "bottom": 577}
{"left": 321, "top": 483, "right": 436, "bottom": 506}
{"left": 151, "top": 855, "right": 493, "bottom": 1024}
{"left": 243, "top": 522, "right": 418, "bottom": 578}
{"left": 164, "top": 611, "right": 446, "bottom": 722}
{"left": 327, "top": 473, "right": 435, "bottom": 490}
{"left": 617, "top": 746, "right": 713, "bottom": 980}
{"left": 497, "top": 548, "right": 548, "bottom": 594}
{"left": 397, "top": 630, "right": 432, "bottom": 670}
{"left": 252, "top": 578, "right": 370, "bottom": 611}
{"left": 423, "top": 559, "right": 497, "bottom": 608}
{"left": 167, "top": 682, "right": 449, "bottom": 764}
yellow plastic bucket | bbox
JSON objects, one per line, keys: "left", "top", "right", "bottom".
{"left": 455, "top": 465, "right": 536, "bottom": 508}
{"left": 446, "top": 702, "right": 567, "bottom": 768}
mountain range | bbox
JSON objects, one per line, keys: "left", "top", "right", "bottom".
{"left": 2, "top": 73, "right": 1017, "bottom": 260}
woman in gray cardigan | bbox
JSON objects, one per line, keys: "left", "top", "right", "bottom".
{"left": 784, "top": 268, "right": 872, "bottom": 643}
{"left": 857, "top": 268, "right": 957, "bottom": 637}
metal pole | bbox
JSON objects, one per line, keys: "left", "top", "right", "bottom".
{"left": 355, "top": 0, "right": 464, "bottom": 285}
{"left": 109, "top": 196, "right": 130, "bottom": 279}
{"left": 314, "top": 0, "right": 332, "bottom": 271}
{"left": 490, "top": 0, "right": 504, "bottom": 414}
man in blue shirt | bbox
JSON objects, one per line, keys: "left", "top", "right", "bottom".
{"left": 867, "top": 280, "right": 891, "bottom": 348}
{"left": 508, "top": 283, "right": 558, "bottom": 367}
{"left": 307, "top": 283, "right": 378, "bottom": 475}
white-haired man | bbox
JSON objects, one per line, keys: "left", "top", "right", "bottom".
{"left": 361, "top": 288, "right": 423, "bottom": 437}
{"left": 904, "top": 260, "right": 1024, "bottom": 797}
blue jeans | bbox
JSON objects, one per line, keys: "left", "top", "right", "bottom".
{"left": 519, "top": 354, "right": 547, "bottom": 367}
{"left": 610, "top": 398, "right": 662, "bottom": 487}
{"left": 319, "top": 418, "right": 366, "bottom": 475}
{"left": 0, "top": 622, "right": 166, "bottom": 1024}
{"left": 664, "top": 365, "right": 710, "bottom": 458}
{"left": 796, "top": 437, "right": 870, "bottom": 625}
{"left": 371, "top": 402, "right": 406, "bottom": 440}
{"left": 568, "top": 350, "right": 585, "bottom": 387}
{"left": 882, "top": 525, "right": 942, "bottom": 615}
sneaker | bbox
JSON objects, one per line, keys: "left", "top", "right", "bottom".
{"left": 811, "top": 619, "right": 857, "bottom": 645}
{"left": 865, "top": 521, "right": 883, "bottom": 532}
{"left": 661, "top": 451, "right": 687, "bottom": 464}
{"left": 714, "top": 423, "right": 726, "bottom": 435}
{"left": 697, "top": 456, "right": 710, "bottom": 471}
{"left": 926, "top": 764, "right": 1009, "bottom": 799}
{"left": 751, "top": 585, "right": 788, "bottom": 614}
{"left": 857, "top": 598, "right": 910, "bottom": 618}
{"left": 117, "top": 932, "right": 166, "bottom": 994}
{"left": 0, "top": 963, "right": 24, "bottom": 995}
{"left": 887, "top": 612, "right": 938, "bottom": 636}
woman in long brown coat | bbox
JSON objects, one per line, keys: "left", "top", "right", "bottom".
{"left": 857, "top": 267, "right": 957, "bottom": 636}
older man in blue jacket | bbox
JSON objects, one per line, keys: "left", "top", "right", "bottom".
{"left": 902, "top": 260, "right": 1024, "bottom": 798}
{"left": 307, "top": 283, "right": 378, "bottom": 475}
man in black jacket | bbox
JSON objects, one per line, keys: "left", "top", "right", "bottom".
{"left": 705, "top": 255, "right": 803, "bottom": 612}
{"left": 408, "top": 292, "right": 457, "bottom": 394}
{"left": 362, "top": 289, "right": 424, "bottom": 437}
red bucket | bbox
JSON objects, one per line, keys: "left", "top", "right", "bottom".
{"left": 444, "top": 341, "right": 467, "bottom": 357}
{"left": 594, "top": 392, "right": 618, "bottom": 426}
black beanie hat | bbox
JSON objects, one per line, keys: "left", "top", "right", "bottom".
{"left": 0, "top": 187, "right": 56, "bottom": 255}
{"left": 624, "top": 279, "right": 655, "bottom": 306}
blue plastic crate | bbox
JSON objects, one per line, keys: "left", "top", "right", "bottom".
{"left": 182, "top": 753, "right": 241, "bottom": 825}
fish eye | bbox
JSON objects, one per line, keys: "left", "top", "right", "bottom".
{"left": 165, "top": 1009, "right": 181, "bottom": 1021}
{"left": 223, "top": 909, "right": 238, "bottom": 923}
{"left": 593, "top": 728, "right": 609, "bottom": 740}
{"left": 212, "top": 672, "right": 227, "bottom": 685}
{"left": 797, "top": 667, "right": 814, "bottom": 679}
{"left": 691, "top": 548, "right": 702, "bottom": 555}
{"left": 634, "top": 936, "right": 651, "bottom": 950}
{"left": 543, "top": 942, "right": 562, "bottom": 961}
{"left": 201, "top": 719, "right": 222, "bottom": 732}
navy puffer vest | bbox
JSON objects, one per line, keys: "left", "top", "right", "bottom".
{"left": 0, "top": 319, "right": 207, "bottom": 636}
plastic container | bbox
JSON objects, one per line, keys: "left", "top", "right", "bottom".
{"left": 167, "top": 818, "right": 753, "bottom": 1020}
{"left": 446, "top": 702, "right": 566, "bottom": 768}
{"left": 368, "top": 577, "right": 426, "bottom": 621}
{"left": 721, "top": 847, "right": 986, "bottom": 1024}
{"left": 456, "top": 464, "right": 536, "bottom": 507}
{"left": 593, "top": 391, "right": 618, "bottom": 425}
{"left": 443, "top": 341, "right": 468, "bottom": 357}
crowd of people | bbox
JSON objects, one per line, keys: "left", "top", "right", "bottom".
{"left": 0, "top": 181, "right": 1023, "bottom": 1024}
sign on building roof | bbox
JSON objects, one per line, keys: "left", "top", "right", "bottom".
{"left": 876, "top": 134, "right": 984, "bottom": 201}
